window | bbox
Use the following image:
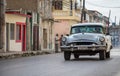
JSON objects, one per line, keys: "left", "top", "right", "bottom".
{"left": 75, "top": 2, "right": 77, "bottom": 10}
{"left": 10, "top": 23, "right": 15, "bottom": 40}
{"left": 71, "top": 25, "right": 104, "bottom": 34}
{"left": 53, "top": 1, "right": 62, "bottom": 10}
{"left": 70, "top": 0, "right": 72, "bottom": 10}
{"left": 16, "top": 24, "right": 21, "bottom": 42}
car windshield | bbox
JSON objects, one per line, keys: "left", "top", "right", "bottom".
{"left": 71, "top": 25, "right": 104, "bottom": 34}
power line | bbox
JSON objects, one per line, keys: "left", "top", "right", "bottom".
{"left": 86, "top": 1, "right": 120, "bottom": 8}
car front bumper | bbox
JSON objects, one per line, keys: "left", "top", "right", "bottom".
{"left": 60, "top": 45, "right": 106, "bottom": 51}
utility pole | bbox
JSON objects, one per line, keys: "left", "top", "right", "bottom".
{"left": 83, "top": 0, "right": 86, "bottom": 21}
{"left": 81, "top": 0, "right": 86, "bottom": 23}
{"left": 80, "top": 0, "right": 82, "bottom": 11}
{"left": 108, "top": 10, "right": 111, "bottom": 34}
{"left": 119, "top": 19, "right": 120, "bottom": 26}
{"left": 115, "top": 16, "right": 116, "bottom": 26}
{"left": 70, "top": 0, "right": 73, "bottom": 16}
{"left": 0, "top": 0, "right": 6, "bottom": 51}
{"left": 114, "top": 16, "right": 116, "bottom": 47}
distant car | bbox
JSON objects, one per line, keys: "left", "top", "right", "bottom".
{"left": 60, "top": 23, "right": 112, "bottom": 60}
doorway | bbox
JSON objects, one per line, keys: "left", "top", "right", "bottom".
{"left": 16, "top": 22, "right": 26, "bottom": 51}
{"left": 43, "top": 28, "right": 47, "bottom": 49}
{"left": 22, "top": 25, "right": 26, "bottom": 51}
{"left": 33, "top": 25, "right": 39, "bottom": 50}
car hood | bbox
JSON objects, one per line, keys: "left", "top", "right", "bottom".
{"left": 67, "top": 33, "right": 105, "bottom": 43}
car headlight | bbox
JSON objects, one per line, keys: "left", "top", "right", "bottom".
{"left": 62, "top": 37, "right": 67, "bottom": 42}
{"left": 70, "top": 44, "right": 74, "bottom": 47}
{"left": 99, "top": 37, "right": 105, "bottom": 42}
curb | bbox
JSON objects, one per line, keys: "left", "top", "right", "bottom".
{"left": 0, "top": 51, "right": 55, "bottom": 59}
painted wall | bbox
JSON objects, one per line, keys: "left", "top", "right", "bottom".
{"left": 5, "top": 13, "right": 26, "bottom": 51}
{"left": 53, "top": 20, "right": 78, "bottom": 37}
{"left": 9, "top": 40, "right": 22, "bottom": 51}
{"left": 54, "top": 20, "right": 69, "bottom": 36}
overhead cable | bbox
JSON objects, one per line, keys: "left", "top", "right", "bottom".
{"left": 86, "top": 1, "right": 120, "bottom": 8}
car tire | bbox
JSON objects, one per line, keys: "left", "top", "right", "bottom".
{"left": 64, "top": 51, "right": 71, "bottom": 60}
{"left": 106, "top": 51, "right": 110, "bottom": 58}
{"left": 74, "top": 54, "right": 79, "bottom": 59}
{"left": 99, "top": 50, "right": 106, "bottom": 60}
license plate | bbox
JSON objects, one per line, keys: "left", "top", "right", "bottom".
{"left": 78, "top": 47, "right": 88, "bottom": 50}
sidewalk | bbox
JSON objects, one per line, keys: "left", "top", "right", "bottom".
{"left": 0, "top": 50, "right": 55, "bottom": 59}
{"left": 111, "top": 46, "right": 120, "bottom": 56}
{"left": 111, "top": 46, "right": 120, "bottom": 52}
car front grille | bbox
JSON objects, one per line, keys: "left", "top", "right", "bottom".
{"left": 76, "top": 42, "right": 94, "bottom": 45}
{"left": 68, "top": 42, "right": 97, "bottom": 46}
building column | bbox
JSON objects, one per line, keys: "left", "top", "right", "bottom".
{"left": 0, "top": 0, "right": 6, "bottom": 52}
{"left": 26, "top": 17, "right": 31, "bottom": 51}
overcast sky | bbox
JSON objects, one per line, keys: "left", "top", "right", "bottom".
{"left": 78, "top": 0, "right": 120, "bottom": 24}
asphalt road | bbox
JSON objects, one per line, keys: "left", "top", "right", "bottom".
{"left": 0, "top": 48, "right": 120, "bottom": 76}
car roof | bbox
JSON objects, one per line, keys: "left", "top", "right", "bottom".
{"left": 71, "top": 23, "right": 105, "bottom": 27}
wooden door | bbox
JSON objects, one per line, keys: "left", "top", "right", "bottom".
{"left": 33, "top": 26, "right": 39, "bottom": 50}
{"left": 22, "top": 25, "right": 26, "bottom": 51}
{"left": 43, "top": 29, "right": 47, "bottom": 49}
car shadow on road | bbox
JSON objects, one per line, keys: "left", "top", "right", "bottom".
{"left": 69, "top": 57, "right": 112, "bottom": 61}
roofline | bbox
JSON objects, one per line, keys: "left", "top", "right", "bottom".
{"left": 6, "top": 12, "right": 31, "bottom": 18}
{"left": 72, "top": 23, "right": 105, "bottom": 27}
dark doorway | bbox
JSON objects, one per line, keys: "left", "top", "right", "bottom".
{"left": 33, "top": 25, "right": 39, "bottom": 50}
{"left": 22, "top": 25, "right": 26, "bottom": 51}
{"left": 43, "top": 28, "right": 47, "bottom": 49}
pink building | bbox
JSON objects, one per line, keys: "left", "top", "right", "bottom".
{"left": 54, "top": 20, "right": 70, "bottom": 37}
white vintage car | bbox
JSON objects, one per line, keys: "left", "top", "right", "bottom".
{"left": 61, "top": 23, "right": 112, "bottom": 60}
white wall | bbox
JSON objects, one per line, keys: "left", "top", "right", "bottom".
{"left": 5, "top": 13, "right": 26, "bottom": 51}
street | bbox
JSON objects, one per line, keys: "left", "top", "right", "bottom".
{"left": 0, "top": 48, "right": 120, "bottom": 76}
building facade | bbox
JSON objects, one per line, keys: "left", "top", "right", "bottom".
{"left": 52, "top": 0, "right": 81, "bottom": 37}
{"left": 109, "top": 25, "right": 120, "bottom": 47}
{"left": 5, "top": 12, "right": 28, "bottom": 52}
{"left": 39, "top": 0, "right": 54, "bottom": 51}
{"left": 5, "top": 0, "right": 54, "bottom": 52}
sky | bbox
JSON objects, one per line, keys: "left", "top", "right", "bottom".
{"left": 78, "top": 0, "right": 120, "bottom": 24}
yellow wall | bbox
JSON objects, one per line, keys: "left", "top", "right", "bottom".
{"left": 6, "top": 14, "right": 26, "bottom": 23}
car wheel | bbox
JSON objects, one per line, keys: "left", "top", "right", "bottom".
{"left": 74, "top": 54, "right": 79, "bottom": 59}
{"left": 99, "top": 50, "right": 106, "bottom": 60}
{"left": 106, "top": 51, "right": 110, "bottom": 58}
{"left": 64, "top": 51, "right": 71, "bottom": 60}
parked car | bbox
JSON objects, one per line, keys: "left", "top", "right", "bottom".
{"left": 60, "top": 23, "right": 112, "bottom": 60}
